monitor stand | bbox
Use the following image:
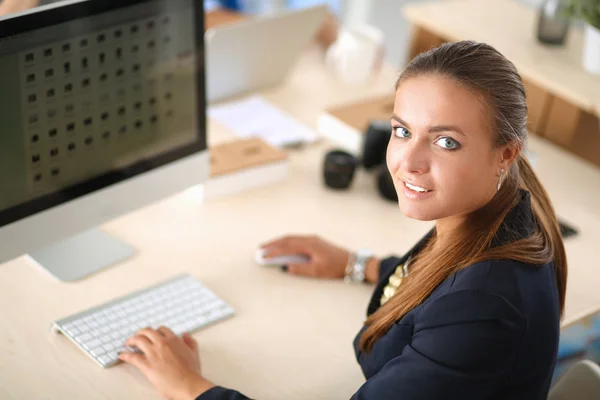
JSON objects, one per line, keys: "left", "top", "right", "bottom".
{"left": 27, "top": 229, "right": 136, "bottom": 282}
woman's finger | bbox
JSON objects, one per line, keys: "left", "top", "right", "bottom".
{"left": 157, "top": 326, "right": 177, "bottom": 340}
{"left": 262, "top": 238, "right": 314, "bottom": 256}
{"left": 182, "top": 333, "right": 198, "bottom": 351}
{"left": 125, "top": 334, "right": 154, "bottom": 355}
{"left": 136, "top": 327, "right": 164, "bottom": 344}
{"left": 118, "top": 350, "right": 148, "bottom": 371}
{"left": 260, "top": 235, "right": 309, "bottom": 250}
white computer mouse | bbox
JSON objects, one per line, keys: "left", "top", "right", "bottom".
{"left": 255, "top": 249, "right": 310, "bottom": 266}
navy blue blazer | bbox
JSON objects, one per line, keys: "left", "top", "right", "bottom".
{"left": 198, "top": 190, "right": 561, "bottom": 400}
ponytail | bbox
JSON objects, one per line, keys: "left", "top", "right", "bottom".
{"left": 517, "top": 155, "right": 567, "bottom": 315}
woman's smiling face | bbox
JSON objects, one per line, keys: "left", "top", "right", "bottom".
{"left": 387, "top": 74, "right": 503, "bottom": 223}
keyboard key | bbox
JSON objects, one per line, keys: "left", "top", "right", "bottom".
{"left": 90, "top": 346, "right": 106, "bottom": 357}
{"left": 99, "top": 326, "right": 112, "bottom": 335}
{"left": 98, "top": 355, "right": 113, "bottom": 365}
{"left": 73, "top": 320, "right": 88, "bottom": 330}
{"left": 84, "top": 339, "right": 102, "bottom": 349}
{"left": 65, "top": 326, "right": 80, "bottom": 336}
{"left": 110, "top": 331, "right": 121, "bottom": 340}
{"left": 172, "top": 324, "right": 186, "bottom": 336}
{"left": 75, "top": 332, "right": 93, "bottom": 343}
{"left": 100, "top": 335, "right": 113, "bottom": 344}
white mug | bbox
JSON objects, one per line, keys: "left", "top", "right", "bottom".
{"left": 325, "top": 24, "right": 385, "bottom": 85}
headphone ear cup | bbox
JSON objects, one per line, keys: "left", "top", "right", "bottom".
{"left": 377, "top": 165, "right": 398, "bottom": 202}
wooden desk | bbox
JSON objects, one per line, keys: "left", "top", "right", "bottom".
{"left": 402, "top": 0, "right": 600, "bottom": 167}
{"left": 205, "top": 9, "right": 246, "bottom": 31}
{"left": 1, "top": 46, "right": 600, "bottom": 399}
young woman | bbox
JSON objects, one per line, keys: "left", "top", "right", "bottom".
{"left": 119, "top": 40, "right": 567, "bottom": 400}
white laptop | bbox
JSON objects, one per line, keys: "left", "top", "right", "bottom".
{"left": 204, "top": 5, "right": 328, "bottom": 104}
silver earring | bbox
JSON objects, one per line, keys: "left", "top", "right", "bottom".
{"left": 497, "top": 168, "right": 504, "bottom": 192}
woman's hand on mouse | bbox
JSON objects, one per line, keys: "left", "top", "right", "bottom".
{"left": 259, "top": 235, "right": 349, "bottom": 279}
{"left": 119, "top": 326, "right": 215, "bottom": 400}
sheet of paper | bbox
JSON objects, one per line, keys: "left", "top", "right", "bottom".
{"left": 208, "top": 95, "right": 319, "bottom": 148}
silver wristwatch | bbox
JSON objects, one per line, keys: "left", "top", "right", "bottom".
{"left": 344, "top": 248, "right": 374, "bottom": 283}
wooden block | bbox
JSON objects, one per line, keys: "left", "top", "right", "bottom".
{"left": 523, "top": 78, "right": 552, "bottom": 136}
{"left": 206, "top": 137, "right": 289, "bottom": 199}
{"left": 209, "top": 137, "right": 288, "bottom": 178}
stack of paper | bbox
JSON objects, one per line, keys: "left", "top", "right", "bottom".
{"left": 208, "top": 95, "right": 319, "bottom": 148}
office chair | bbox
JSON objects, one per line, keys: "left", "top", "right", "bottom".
{"left": 548, "top": 360, "right": 600, "bottom": 400}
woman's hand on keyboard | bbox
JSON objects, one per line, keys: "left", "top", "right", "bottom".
{"left": 119, "top": 326, "right": 215, "bottom": 400}
{"left": 259, "top": 235, "right": 349, "bottom": 279}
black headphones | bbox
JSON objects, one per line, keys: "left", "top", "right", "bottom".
{"left": 323, "top": 119, "right": 398, "bottom": 202}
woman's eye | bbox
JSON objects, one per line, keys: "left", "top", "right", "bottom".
{"left": 435, "top": 137, "right": 460, "bottom": 150}
{"left": 393, "top": 126, "right": 411, "bottom": 138}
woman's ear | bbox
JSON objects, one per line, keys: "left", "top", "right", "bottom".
{"left": 499, "top": 143, "right": 521, "bottom": 171}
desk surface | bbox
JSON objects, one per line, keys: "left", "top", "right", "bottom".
{"left": 402, "top": 0, "right": 600, "bottom": 116}
{"left": 2, "top": 45, "right": 600, "bottom": 399}
{"left": 205, "top": 9, "right": 247, "bottom": 31}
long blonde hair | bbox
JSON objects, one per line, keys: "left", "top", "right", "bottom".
{"left": 359, "top": 41, "right": 567, "bottom": 352}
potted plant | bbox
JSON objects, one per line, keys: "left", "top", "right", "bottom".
{"left": 566, "top": 0, "right": 600, "bottom": 74}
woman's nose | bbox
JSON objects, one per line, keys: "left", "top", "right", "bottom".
{"left": 400, "top": 140, "right": 430, "bottom": 175}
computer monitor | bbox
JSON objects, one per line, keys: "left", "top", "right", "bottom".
{"left": 0, "top": 0, "right": 208, "bottom": 281}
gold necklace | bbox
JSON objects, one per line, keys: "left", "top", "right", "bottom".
{"left": 380, "top": 256, "right": 411, "bottom": 306}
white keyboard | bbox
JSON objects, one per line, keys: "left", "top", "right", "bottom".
{"left": 52, "top": 274, "right": 234, "bottom": 368}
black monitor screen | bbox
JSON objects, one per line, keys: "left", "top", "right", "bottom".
{"left": 0, "top": 0, "right": 206, "bottom": 227}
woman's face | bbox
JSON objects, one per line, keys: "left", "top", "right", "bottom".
{"left": 387, "top": 74, "right": 505, "bottom": 222}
